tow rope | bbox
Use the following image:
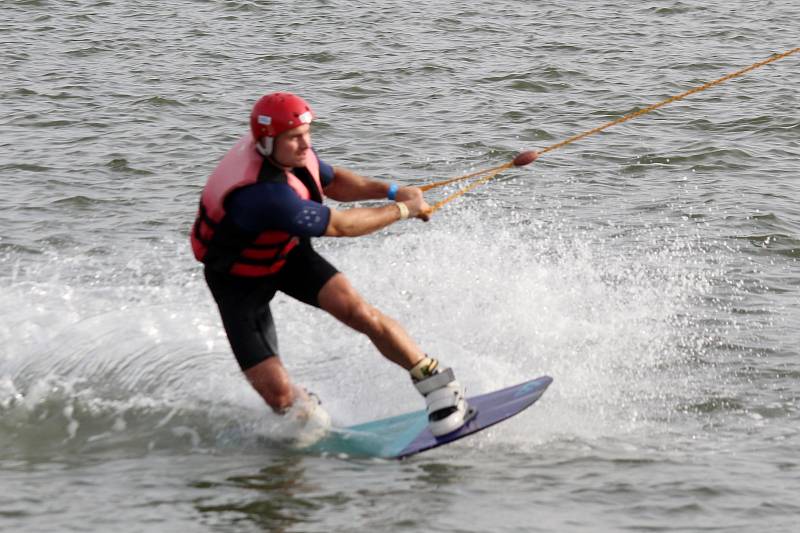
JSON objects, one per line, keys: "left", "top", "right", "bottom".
{"left": 421, "top": 47, "right": 799, "bottom": 214}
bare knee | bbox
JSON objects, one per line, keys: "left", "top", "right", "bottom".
{"left": 319, "top": 274, "right": 387, "bottom": 337}
{"left": 340, "top": 301, "right": 385, "bottom": 336}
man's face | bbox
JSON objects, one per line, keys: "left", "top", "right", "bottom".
{"left": 272, "top": 123, "right": 311, "bottom": 168}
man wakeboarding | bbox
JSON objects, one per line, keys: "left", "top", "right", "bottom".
{"left": 191, "top": 92, "right": 469, "bottom": 439}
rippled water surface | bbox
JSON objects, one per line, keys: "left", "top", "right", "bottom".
{"left": 2, "top": 1, "right": 799, "bottom": 531}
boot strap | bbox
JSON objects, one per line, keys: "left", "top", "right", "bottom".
{"left": 414, "top": 367, "right": 456, "bottom": 395}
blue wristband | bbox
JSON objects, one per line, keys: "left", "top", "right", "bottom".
{"left": 387, "top": 182, "right": 399, "bottom": 201}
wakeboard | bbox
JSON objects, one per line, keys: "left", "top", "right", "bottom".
{"left": 305, "top": 375, "right": 552, "bottom": 459}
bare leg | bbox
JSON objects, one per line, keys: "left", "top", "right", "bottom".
{"left": 243, "top": 356, "right": 306, "bottom": 412}
{"left": 318, "top": 273, "right": 426, "bottom": 370}
{"left": 243, "top": 273, "right": 424, "bottom": 411}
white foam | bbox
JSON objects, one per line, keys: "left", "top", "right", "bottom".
{"left": 0, "top": 197, "right": 735, "bottom": 453}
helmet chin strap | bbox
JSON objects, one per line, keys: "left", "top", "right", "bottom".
{"left": 255, "top": 137, "right": 274, "bottom": 157}
{"left": 256, "top": 137, "right": 292, "bottom": 169}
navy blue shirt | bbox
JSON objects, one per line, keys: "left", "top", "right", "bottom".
{"left": 225, "top": 158, "right": 334, "bottom": 237}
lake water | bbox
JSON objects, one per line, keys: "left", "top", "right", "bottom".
{"left": 2, "top": 1, "right": 799, "bottom": 531}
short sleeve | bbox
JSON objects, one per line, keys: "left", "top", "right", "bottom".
{"left": 318, "top": 158, "right": 335, "bottom": 187}
{"left": 226, "top": 182, "right": 331, "bottom": 237}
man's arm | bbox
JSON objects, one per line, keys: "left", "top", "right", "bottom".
{"left": 321, "top": 165, "right": 431, "bottom": 237}
{"left": 323, "top": 166, "right": 392, "bottom": 202}
{"left": 323, "top": 203, "right": 407, "bottom": 237}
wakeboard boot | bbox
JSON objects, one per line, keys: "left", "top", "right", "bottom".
{"left": 410, "top": 357, "right": 474, "bottom": 437}
{"left": 280, "top": 388, "right": 331, "bottom": 448}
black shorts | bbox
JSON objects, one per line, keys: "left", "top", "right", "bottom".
{"left": 204, "top": 239, "right": 339, "bottom": 371}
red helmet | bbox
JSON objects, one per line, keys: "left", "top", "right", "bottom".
{"left": 250, "top": 92, "right": 314, "bottom": 142}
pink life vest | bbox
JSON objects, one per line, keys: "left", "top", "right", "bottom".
{"left": 190, "top": 133, "right": 324, "bottom": 277}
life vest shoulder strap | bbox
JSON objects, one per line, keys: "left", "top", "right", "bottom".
{"left": 292, "top": 166, "right": 323, "bottom": 203}
{"left": 255, "top": 157, "right": 324, "bottom": 204}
